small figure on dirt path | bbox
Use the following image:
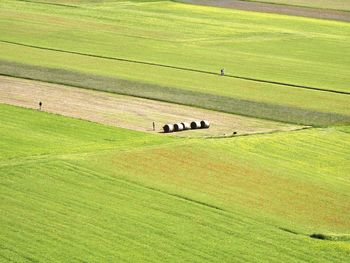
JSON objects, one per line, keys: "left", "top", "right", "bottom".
{"left": 153, "top": 122, "right": 155, "bottom": 131}
{"left": 220, "top": 68, "right": 225, "bottom": 76}
{"left": 39, "top": 101, "right": 42, "bottom": 111}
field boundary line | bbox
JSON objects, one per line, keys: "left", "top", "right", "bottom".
{"left": 1, "top": 39, "right": 349, "bottom": 96}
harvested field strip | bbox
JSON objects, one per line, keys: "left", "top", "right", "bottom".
{"left": 1, "top": 61, "right": 350, "bottom": 126}
{"left": 0, "top": 76, "right": 303, "bottom": 137}
{"left": 177, "top": 0, "right": 350, "bottom": 22}
{"left": 2, "top": 39, "right": 348, "bottom": 96}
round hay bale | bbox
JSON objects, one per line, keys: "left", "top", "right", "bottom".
{"left": 181, "top": 122, "right": 191, "bottom": 130}
{"left": 163, "top": 124, "right": 174, "bottom": 133}
{"left": 190, "top": 121, "right": 201, "bottom": 129}
{"left": 174, "top": 123, "right": 184, "bottom": 132}
{"left": 200, "top": 120, "right": 210, "bottom": 129}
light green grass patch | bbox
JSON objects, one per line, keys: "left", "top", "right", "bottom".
{"left": 1, "top": 104, "right": 349, "bottom": 261}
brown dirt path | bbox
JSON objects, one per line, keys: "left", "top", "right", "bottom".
{"left": 0, "top": 76, "right": 302, "bottom": 137}
{"left": 178, "top": 0, "right": 350, "bottom": 22}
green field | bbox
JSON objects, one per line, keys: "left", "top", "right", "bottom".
{"left": 1, "top": 103, "right": 350, "bottom": 262}
{"left": 1, "top": 0, "right": 350, "bottom": 125}
{"left": 245, "top": 0, "right": 350, "bottom": 11}
{"left": 1, "top": 0, "right": 350, "bottom": 261}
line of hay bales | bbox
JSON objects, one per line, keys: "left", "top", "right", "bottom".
{"left": 163, "top": 120, "right": 210, "bottom": 133}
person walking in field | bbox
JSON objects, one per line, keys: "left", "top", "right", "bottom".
{"left": 220, "top": 68, "right": 225, "bottom": 76}
{"left": 39, "top": 101, "right": 42, "bottom": 110}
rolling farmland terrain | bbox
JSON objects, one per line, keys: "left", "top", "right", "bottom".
{"left": 0, "top": 0, "right": 349, "bottom": 262}
{"left": 1, "top": 104, "right": 350, "bottom": 262}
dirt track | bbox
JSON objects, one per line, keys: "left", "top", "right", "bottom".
{"left": 179, "top": 0, "right": 350, "bottom": 22}
{"left": 0, "top": 76, "right": 302, "bottom": 137}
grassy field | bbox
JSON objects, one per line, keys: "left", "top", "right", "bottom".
{"left": 1, "top": 1, "right": 349, "bottom": 261}
{"left": 1, "top": 103, "right": 350, "bottom": 262}
{"left": 0, "top": 0, "right": 350, "bottom": 125}
{"left": 245, "top": 0, "right": 350, "bottom": 11}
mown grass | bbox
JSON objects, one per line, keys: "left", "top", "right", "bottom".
{"left": 0, "top": 0, "right": 349, "bottom": 126}
{"left": 1, "top": 104, "right": 349, "bottom": 261}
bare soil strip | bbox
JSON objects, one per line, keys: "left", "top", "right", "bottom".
{"left": 0, "top": 76, "right": 302, "bottom": 138}
{"left": 177, "top": 0, "right": 350, "bottom": 22}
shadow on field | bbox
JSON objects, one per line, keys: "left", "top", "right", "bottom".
{"left": 310, "top": 233, "right": 350, "bottom": 242}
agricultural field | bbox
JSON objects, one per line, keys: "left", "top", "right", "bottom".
{"left": 1, "top": 104, "right": 350, "bottom": 262}
{"left": 0, "top": 0, "right": 349, "bottom": 262}
{"left": 1, "top": 0, "right": 350, "bottom": 125}
{"left": 0, "top": 76, "right": 303, "bottom": 137}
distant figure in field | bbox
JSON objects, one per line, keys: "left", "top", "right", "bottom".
{"left": 220, "top": 68, "right": 225, "bottom": 76}
{"left": 152, "top": 122, "right": 155, "bottom": 131}
{"left": 39, "top": 101, "right": 42, "bottom": 110}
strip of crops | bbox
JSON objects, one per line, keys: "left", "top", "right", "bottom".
{"left": 2, "top": 60, "right": 350, "bottom": 126}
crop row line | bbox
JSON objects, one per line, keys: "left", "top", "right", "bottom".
{"left": 14, "top": 0, "right": 78, "bottom": 8}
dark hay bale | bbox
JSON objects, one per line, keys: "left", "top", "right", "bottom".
{"left": 174, "top": 123, "right": 184, "bottom": 132}
{"left": 191, "top": 121, "right": 201, "bottom": 129}
{"left": 200, "top": 120, "right": 210, "bottom": 128}
{"left": 181, "top": 122, "right": 191, "bottom": 130}
{"left": 163, "top": 124, "right": 174, "bottom": 133}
